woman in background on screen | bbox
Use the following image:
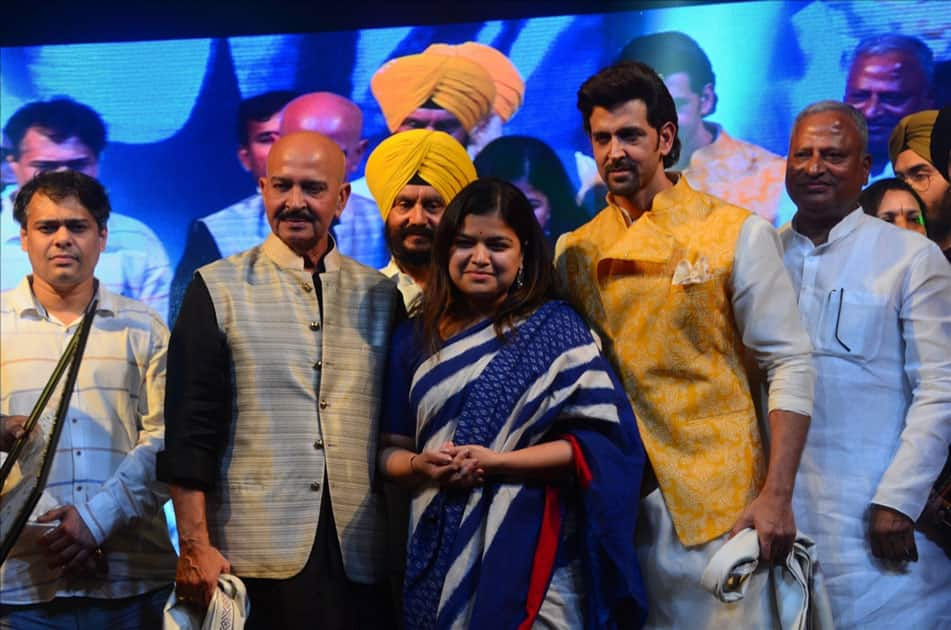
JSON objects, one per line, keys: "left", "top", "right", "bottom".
{"left": 378, "top": 178, "right": 646, "bottom": 629}
{"left": 474, "top": 136, "right": 591, "bottom": 244}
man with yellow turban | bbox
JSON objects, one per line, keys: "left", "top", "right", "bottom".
{"left": 370, "top": 51, "right": 496, "bottom": 147}
{"left": 365, "top": 129, "right": 476, "bottom": 307}
{"left": 890, "top": 110, "right": 951, "bottom": 261}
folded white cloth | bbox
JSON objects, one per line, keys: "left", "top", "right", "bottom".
{"left": 700, "top": 528, "right": 834, "bottom": 630}
{"left": 163, "top": 574, "right": 250, "bottom": 630}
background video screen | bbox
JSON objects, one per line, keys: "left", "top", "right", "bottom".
{"left": 2, "top": 0, "right": 948, "bottom": 276}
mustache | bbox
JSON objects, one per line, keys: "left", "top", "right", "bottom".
{"left": 400, "top": 225, "right": 434, "bottom": 239}
{"left": 276, "top": 207, "right": 318, "bottom": 222}
{"left": 605, "top": 158, "right": 638, "bottom": 173}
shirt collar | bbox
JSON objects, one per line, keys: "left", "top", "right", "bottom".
{"left": 790, "top": 206, "right": 866, "bottom": 248}
{"left": 261, "top": 232, "right": 340, "bottom": 273}
{"left": 606, "top": 173, "right": 701, "bottom": 226}
{"left": 8, "top": 276, "right": 116, "bottom": 319}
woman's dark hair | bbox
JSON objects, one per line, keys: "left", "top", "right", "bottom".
{"left": 418, "top": 177, "right": 555, "bottom": 352}
{"left": 474, "top": 135, "right": 589, "bottom": 240}
{"left": 858, "top": 177, "right": 927, "bottom": 229}
{"left": 577, "top": 61, "right": 681, "bottom": 168}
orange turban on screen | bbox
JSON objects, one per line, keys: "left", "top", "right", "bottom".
{"left": 370, "top": 52, "right": 495, "bottom": 133}
{"left": 365, "top": 129, "right": 477, "bottom": 221}
{"left": 424, "top": 42, "right": 524, "bottom": 122}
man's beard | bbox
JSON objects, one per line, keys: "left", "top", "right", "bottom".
{"left": 602, "top": 158, "right": 642, "bottom": 197}
{"left": 927, "top": 185, "right": 951, "bottom": 242}
{"left": 386, "top": 223, "right": 434, "bottom": 270}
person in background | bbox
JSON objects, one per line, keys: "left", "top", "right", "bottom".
{"left": 2, "top": 98, "right": 172, "bottom": 319}
{"left": 280, "top": 92, "right": 388, "bottom": 268}
{"left": 844, "top": 34, "right": 934, "bottom": 183}
{"left": 614, "top": 31, "right": 788, "bottom": 224}
{"left": 159, "top": 132, "right": 402, "bottom": 629}
{"left": 379, "top": 177, "right": 647, "bottom": 628}
{"left": 1, "top": 170, "right": 176, "bottom": 628}
{"left": 858, "top": 177, "right": 928, "bottom": 237}
{"left": 931, "top": 106, "right": 951, "bottom": 183}
{"left": 557, "top": 61, "right": 815, "bottom": 628}
{"left": 423, "top": 42, "right": 525, "bottom": 158}
{"left": 370, "top": 49, "right": 495, "bottom": 148}
{"left": 781, "top": 100, "right": 951, "bottom": 629}
{"left": 169, "top": 90, "right": 299, "bottom": 323}
{"left": 474, "top": 135, "right": 590, "bottom": 244}
{"left": 365, "top": 129, "right": 477, "bottom": 308}
{"left": 889, "top": 110, "right": 951, "bottom": 262}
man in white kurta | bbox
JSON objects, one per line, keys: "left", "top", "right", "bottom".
{"left": 781, "top": 100, "right": 951, "bottom": 628}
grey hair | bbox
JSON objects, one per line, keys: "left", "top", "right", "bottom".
{"left": 793, "top": 100, "right": 869, "bottom": 155}
{"left": 851, "top": 34, "right": 934, "bottom": 87}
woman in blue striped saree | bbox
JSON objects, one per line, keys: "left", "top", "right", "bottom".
{"left": 379, "top": 178, "right": 647, "bottom": 629}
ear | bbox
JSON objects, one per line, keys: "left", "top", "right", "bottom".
{"left": 658, "top": 120, "right": 677, "bottom": 157}
{"left": 20, "top": 225, "right": 27, "bottom": 252}
{"left": 699, "top": 83, "right": 716, "bottom": 117}
{"left": 237, "top": 146, "right": 252, "bottom": 173}
{"left": 336, "top": 183, "right": 351, "bottom": 220}
{"left": 861, "top": 153, "right": 872, "bottom": 186}
{"left": 98, "top": 226, "right": 108, "bottom": 253}
{"left": 349, "top": 139, "right": 369, "bottom": 175}
{"left": 9, "top": 156, "right": 26, "bottom": 185}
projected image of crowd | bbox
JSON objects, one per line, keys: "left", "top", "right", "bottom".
{"left": 1, "top": 16, "right": 949, "bottom": 630}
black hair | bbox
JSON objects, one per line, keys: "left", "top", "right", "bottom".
{"left": 4, "top": 98, "right": 106, "bottom": 159}
{"left": 13, "top": 169, "right": 111, "bottom": 231}
{"left": 577, "top": 62, "right": 681, "bottom": 168}
{"left": 858, "top": 177, "right": 927, "bottom": 229}
{"left": 474, "top": 135, "right": 589, "bottom": 240}
{"left": 419, "top": 177, "right": 555, "bottom": 352}
{"left": 235, "top": 90, "right": 299, "bottom": 146}
{"left": 616, "top": 31, "right": 717, "bottom": 115}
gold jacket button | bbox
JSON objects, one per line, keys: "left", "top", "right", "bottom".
{"left": 319, "top": 400, "right": 328, "bottom": 409}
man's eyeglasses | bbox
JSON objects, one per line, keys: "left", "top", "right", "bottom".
{"left": 901, "top": 170, "right": 933, "bottom": 193}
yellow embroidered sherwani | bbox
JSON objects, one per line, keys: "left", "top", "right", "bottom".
{"left": 557, "top": 176, "right": 804, "bottom": 546}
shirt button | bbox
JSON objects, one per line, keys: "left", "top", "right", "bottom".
{"left": 75, "top": 451, "right": 81, "bottom": 456}
{"left": 310, "top": 320, "right": 321, "bottom": 330}
{"left": 313, "top": 438, "right": 324, "bottom": 449}
{"left": 302, "top": 283, "right": 313, "bottom": 293}
{"left": 76, "top": 485, "right": 82, "bottom": 491}
{"left": 319, "top": 400, "right": 328, "bottom": 409}
{"left": 310, "top": 481, "right": 321, "bottom": 491}
{"left": 71, "top": 418, "right": 78, "bottom": 423}
{"left": 313, "top": 360, "right": 322, "bottom": 370}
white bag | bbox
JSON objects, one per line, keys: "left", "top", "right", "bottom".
{"left": 700, "top": 528, "right": 835, "bottom": 630}
{"left": 163, "top": 574, "right": 250, "bottom": 630}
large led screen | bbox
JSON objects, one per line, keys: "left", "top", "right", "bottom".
{"left": 2, "top": 0, "right": 948, "bottom": 322}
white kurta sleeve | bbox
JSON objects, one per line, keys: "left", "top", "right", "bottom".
{"left": 730, "top": 215, "right": 815, "bottom": 417}
{"left": 871, "top": 244, "right": 951, "bottom": 520}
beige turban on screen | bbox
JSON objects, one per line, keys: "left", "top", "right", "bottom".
{"left": 365, "top": 129, "right": 477, "bottom": 221}
{"left": 424, "top": 42, "right": 525, "bottom": 122}
{"left": 370, "top": 52, "right": 495, "bottom": 133}
{"left": 889, "top": 110, "right": 938, "bottom": 165}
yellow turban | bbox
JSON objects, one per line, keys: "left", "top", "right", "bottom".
{"left": 889, "top": 110, "right": 938, "bottom": 165}
{"left": 424, "top": 42, "right": 524, "bottom": 122}
{"left": 365, "top": 129, "right": 477, "bottom": 221}
{"left": 371, "top": 52, "right": 495, "bottom": 133}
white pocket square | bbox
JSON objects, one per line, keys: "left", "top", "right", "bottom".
{"left": 672, "top": 257, "right": 712, "bottom": 285}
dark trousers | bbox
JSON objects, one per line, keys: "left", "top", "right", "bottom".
{"left": 242, "top": 482, "right": 396, "bottom": 630}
